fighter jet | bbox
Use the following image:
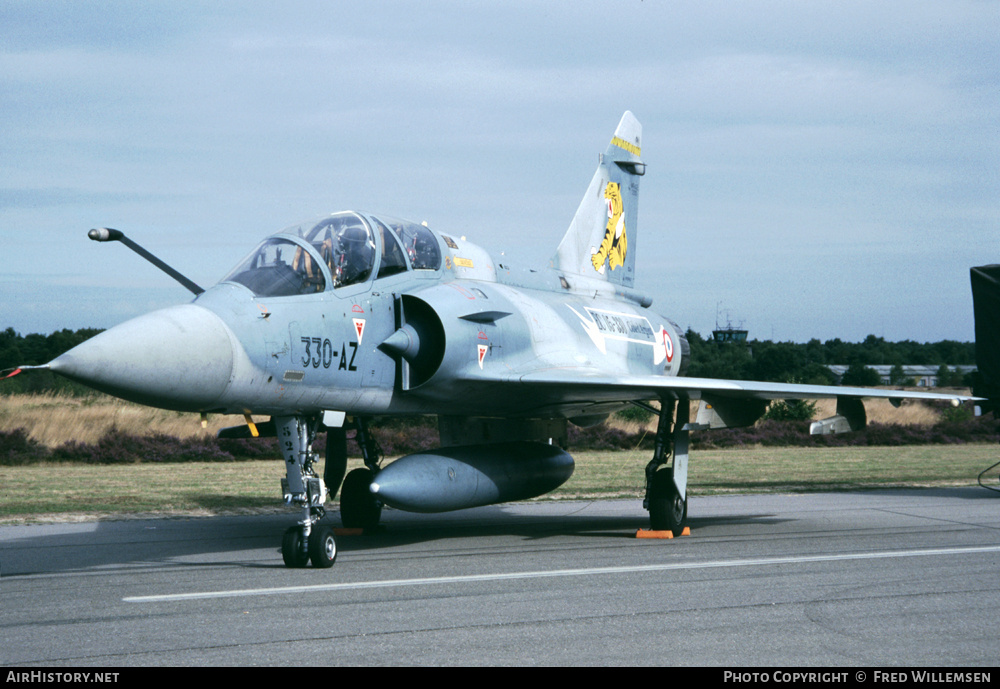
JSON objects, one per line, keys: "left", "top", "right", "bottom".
{"left": 6, "top": 112, "right": 974, "bottom": 568}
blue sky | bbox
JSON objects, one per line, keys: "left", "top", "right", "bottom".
{"left": 2, "top": 1, "right": 997, "bottom": 343}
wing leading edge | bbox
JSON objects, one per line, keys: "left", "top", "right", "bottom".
{"left": 510, "top": 369, "right": 975, "bottom": 432}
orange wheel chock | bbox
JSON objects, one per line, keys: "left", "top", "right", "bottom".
{"left": 635, "top": 526, "right": 690, "bottom": 539}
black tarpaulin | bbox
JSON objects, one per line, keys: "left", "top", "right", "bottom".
{"left": 971, "top": 265, "right": 1000, "bottom": 404}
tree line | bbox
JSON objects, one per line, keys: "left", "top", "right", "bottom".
{"left": 0, "top": 327, "right": 105, "bottom": 394}
{"left": 684, "top": 330, "right": 974, "bottom": 386}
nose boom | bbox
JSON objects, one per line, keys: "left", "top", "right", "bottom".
{"left": 49, "top": 304, "right": 236, "bottom": 411}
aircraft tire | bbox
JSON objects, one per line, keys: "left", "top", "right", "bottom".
{"left": 648, "top": 469, "right": 686, "bottom": 535}
{"left": 308, "top": 524, "right": 337, "bottom": 568}
{"left": 340, "top": 468, "right": 382, "bottom": 529}
{"left": 281, "top": 526, "right": 310, "bottom": 568}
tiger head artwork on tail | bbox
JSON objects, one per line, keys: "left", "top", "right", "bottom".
{"left": 590, "top": 181, "right": 626, "bottom": 274}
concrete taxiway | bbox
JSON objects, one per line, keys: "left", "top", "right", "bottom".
{"left": 2, "top": 488, "right": 999, "bottom": 666}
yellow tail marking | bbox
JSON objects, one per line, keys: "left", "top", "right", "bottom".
{"left": 611, "top": 136, "right": 641, "bottom": 157}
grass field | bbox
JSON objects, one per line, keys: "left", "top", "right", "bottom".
{"left": 3, "top": 444, "right": 997, "bottom": 524}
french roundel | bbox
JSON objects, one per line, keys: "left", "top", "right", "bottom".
{"left": 662, "top": 328, "right": 673, "bottom": 362}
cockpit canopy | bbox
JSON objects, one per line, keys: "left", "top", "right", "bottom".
{"left": 221, "top": 212, "right": 441, "bottom": 297}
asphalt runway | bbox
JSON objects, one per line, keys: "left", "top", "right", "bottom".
{"left": 2, "top": 488, "right": 999, "bottom": 667}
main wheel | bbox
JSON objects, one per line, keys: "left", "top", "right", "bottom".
{"left": 281, "top": 526, "right": 310, "bottom": 568}
{"left": 308, "top": 524, "right": 337, "bottom": 568}
{"left": 340, "top": 468, "right": 382, "bottom": 529}
{"left": 648, "top": 469, "right": 687, "bottom": 534}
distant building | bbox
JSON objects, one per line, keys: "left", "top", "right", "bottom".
{"left": 712, "top": 305, "right": 748, "bottom": 345}
{"left": 712, "top": 327, "right": 748, "bottom": 344}
{"left": 826, "top": 365, "right": 976, "bottom": 387}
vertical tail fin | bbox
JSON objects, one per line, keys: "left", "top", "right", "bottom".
{"left": 552, "top": 111, "right": 644, "bottom": 288}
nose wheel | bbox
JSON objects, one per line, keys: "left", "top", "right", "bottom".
{"left": 281, "top": 526, "right": 309, "bottom": 568}
{"left": 307, "top": 524, "right": 337, "bottom": 568}
{"left": 282, "top": 523, "right": 337, "bottom": 568}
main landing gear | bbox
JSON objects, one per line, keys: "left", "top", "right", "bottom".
{"left": 643, "top": 398, "right": 690, "bottom": 535}
{"left": 339, "top": 418, "right": 383, "bottom": 529}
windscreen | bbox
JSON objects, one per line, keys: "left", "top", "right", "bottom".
{"left": 222, "top": 238, "right": 326, "bottom": 297}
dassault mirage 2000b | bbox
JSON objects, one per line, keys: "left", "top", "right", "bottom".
{"left": 6, "top": 112, "right": 973, "bottom": 568}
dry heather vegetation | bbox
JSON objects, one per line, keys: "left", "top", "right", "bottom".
{"left": 0, "top": 392, "right": 246, "bottom": 448}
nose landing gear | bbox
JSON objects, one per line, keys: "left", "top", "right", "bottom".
{"left": 277, "top": 415, "right": 337, "bottom": 568}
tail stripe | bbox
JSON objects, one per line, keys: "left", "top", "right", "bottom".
{"left": 611, "top": 136, "right": 641, "bottom": 157}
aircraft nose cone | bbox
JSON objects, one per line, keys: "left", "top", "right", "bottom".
{"left": 50, "top": 304, "right": 236, "bottom": 411}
